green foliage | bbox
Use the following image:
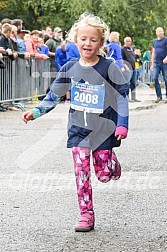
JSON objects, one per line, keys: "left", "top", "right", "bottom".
{"left": 0, "top": 0, "right": 167, "bottom": 52}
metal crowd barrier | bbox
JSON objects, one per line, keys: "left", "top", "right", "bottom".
{"left": 141, "top": 60, "right": 164, "bottom": 85}
{"left": 1, "top": 58, "right": 165, "bottom": 108}
{"left": 0, "top": 57, "right": 50, "bottom": 109}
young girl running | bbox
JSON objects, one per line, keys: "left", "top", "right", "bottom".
{"left": 22, "top": 13, "right": 129, "bottom": 232}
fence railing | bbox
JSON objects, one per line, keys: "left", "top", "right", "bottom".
{"left": 0, "top": 57, "right": 50, "bottom": 105}
{"left": 141, "top": 60, "right": 164, "bottom": 85}
{"left": 0, "top": 58, "right": 164, "bottom": 108}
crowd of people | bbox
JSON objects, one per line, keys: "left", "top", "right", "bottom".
{"left": 0, "top": 18, "right": 81, "bottom": 111}
{"left": 0, "top": 17, "right": 167, "bottom": 112}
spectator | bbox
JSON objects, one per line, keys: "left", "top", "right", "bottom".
{"left": 55, "top": 40, "right": 67, "bottom": 70}
{"left": 64, "top": 35, "right": 86, "bottom": 104}
{"left": 44, "top": 26, "right": 53, "bottom": 38}
{"left": 142, "top": 46, "right": 153, "bottom": 62}
{"left": 151, "top": 27, "right": 167, "bottom": 103}
{"left": 11, "top": 19, "right": 23, "bottom": 33}
{"left": 134, "top": 48, "right": 142, "bottom": 84}
{"left": 10, "top": 25, "right": 18, "bottom": 51}
{"left": 10, "top": 27, "right": 30, "bottom": 60}
{"left": 121, "top": 36, "right": 140, "bottom": 102}
{"left": 24, "top": 29, "right": 39, "bottom": 56}
{"left": 17, "top": 29, "right": 30, "bottom": 54}
{"left": 45, "top": 26, "right": 63, "bottom": 81}
{"left": 0, "top": 23, "right": 18, "bottom": 60}
{"left": 106, "top": 31, "right": 124, "bottom": 68}
{"left": 56, "top": 40, "right": 69, "bottom": 103}
{"left": 142, "top": 46, "right": 153, "bottom": 84}
{"left": 1, "top": 18, "right": 12, "bottom": 25}
{"left": 106, "top": 32, "right": 121, "bottom": 61}
{"left": 25, "top": 30, "right": 48, "bottom": 60}
{"left": 64, "top": 37, "right": 80, "bottom": 103}
{"left": 36, "top": 37, "right": 49, "bottom": 56}
{"left": 0, "top": 24, "right": 18, "bottom": 112}
{"left": 65, "top": 38, "right": 80, "bottom": 61}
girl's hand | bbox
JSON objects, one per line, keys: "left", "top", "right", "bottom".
{"left": 22, "top": 111, "right": 33, "bottom": 124}
{"left": 117, "top": 135, "right": 125, "bottom": 141}
{"left": 115, "top": 126, "right": 128, "bottom": 140}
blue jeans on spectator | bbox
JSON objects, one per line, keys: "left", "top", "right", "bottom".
{"left": 126, "top": 70, "right": 136, "bottom": 96}
{"left": 134, "top": 69, "right": 140, "bottom": 84}
{"left": 153, "top": 62, "right": 167, "bottom": 98}
{"left": 130, "top": 70, "right": 137, "bottom": 93}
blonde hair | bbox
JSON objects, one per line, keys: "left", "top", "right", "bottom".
{"left": 11, "top": 25, "right": 17, "bottom": 33}
{"left": 109, "top": 31, "right": 120, "bottom": 42}
{"left": 2, "top": 23, "right": 12, "bottom": 34}
{"left": 69, "top": 13, "right": 109, "bottom": 45}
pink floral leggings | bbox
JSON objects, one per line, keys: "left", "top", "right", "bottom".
{"left": 72, "top": 147, "right": 121, "bottom": 214}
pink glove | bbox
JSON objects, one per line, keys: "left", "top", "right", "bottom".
{"left": 115, "top": 126, "right": 128, "bottom": 138}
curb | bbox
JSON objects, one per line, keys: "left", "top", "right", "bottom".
{"left": 130, "top": 104, "right": 156, "bottom": 111}
{"left": 129, "top": 100, "right": 167, "bottom": 111}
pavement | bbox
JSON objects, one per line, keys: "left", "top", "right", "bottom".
{"left": 128, "top": 84, "right": 166, "bottom": 111}
{"left": 1, "top": 84, "right": 167, "bottom": 252}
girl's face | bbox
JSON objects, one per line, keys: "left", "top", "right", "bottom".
{"left": 76, "top": 25, "right": 103, "bottom": 62}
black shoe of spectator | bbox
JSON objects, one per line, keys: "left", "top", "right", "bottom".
{"left": 0, "top": 105, "right": 7, "bottom": 112}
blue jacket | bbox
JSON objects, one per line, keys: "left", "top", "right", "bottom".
{"left": 55, "top": 46, "right": 68, "bottom": 70}
{"left": 65, "top": 41, "right": 80, "bottom": 61}
{"left": 33, "top": 56, "right": 128, "bottom": 150}
{"left": 106, "top": 41, "right": 124, "bottom": 68}
{"left": 36, "top": 44, "right": 49, "bottom": 56}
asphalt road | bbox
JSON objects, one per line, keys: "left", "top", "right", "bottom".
{"left": 0, "top": 102, "right": 167, "bottom": 252}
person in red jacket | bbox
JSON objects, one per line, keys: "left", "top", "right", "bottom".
{"left": 24, "top": 30, "right": 48, "bottom": 60}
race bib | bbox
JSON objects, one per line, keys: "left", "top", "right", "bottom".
{"left": 71, "top": 81, "right": 105, "bottom": 113}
